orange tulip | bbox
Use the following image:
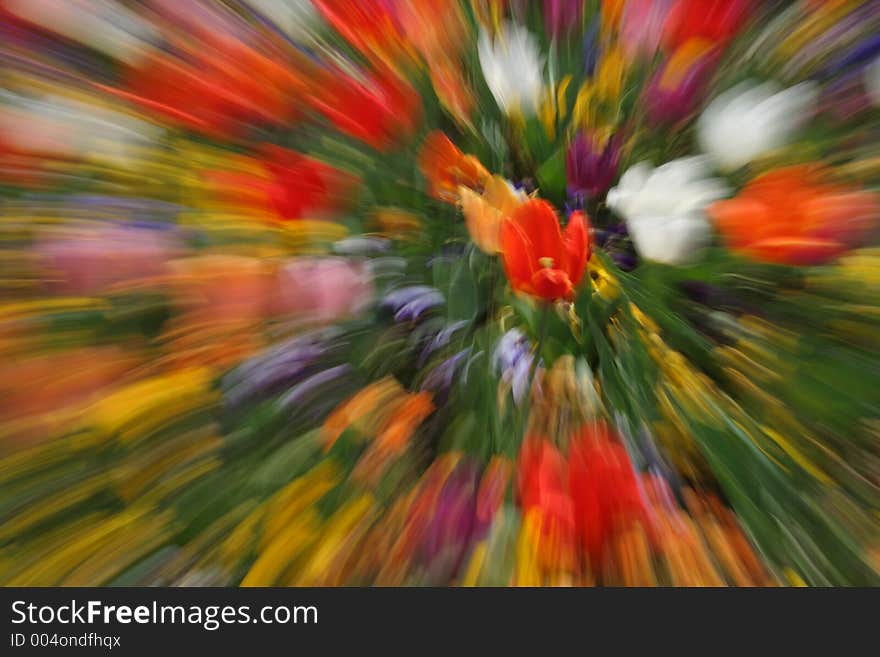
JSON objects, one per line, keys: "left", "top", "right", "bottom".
{"left": 398, "top": 0, "right": 468, "bottom": 63}
{"left": 500, "top": 200, "right": 591, "bottom": 301}
{"left": 429, "top": 62, "right": 476, "bottom": 128}
{"left": 708, "top": 165, "right": 878, "bottom": 265}
{"left": 417, "top": 131, "right": 489, "bottom": 203}
{"left": 459, "top": 176, "right": 527, "bottom": 254}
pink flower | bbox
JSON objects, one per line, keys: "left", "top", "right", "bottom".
{"left": 620, "top": 0, "right": 672, "bottom": 61}
{"left": 37, "top": 224, "right": 179, "bottom": 294}
{"left": 271, "top": 257, "right": 374, "bottom": 322}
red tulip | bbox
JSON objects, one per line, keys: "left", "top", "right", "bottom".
{"left": 568, "top": 424, "right": 647, "bottom": 566}
{"left": 517, "top": 437, "right": 568, "bottom": 510}
{"left": 204, "top": 145, "right": 357, "bottom": 221}
{"left": 500, "top": 200, "right": 591, "bottom": 301}
{"left": 313, "top": 0, "right": 407, "bottom": 65}
{"left": 662, "top": 0, "right": 750, "bottom": 52}
{"left": 517, "top": 437, "right": 577, "bottom": 572}
{"left": 312, "top": 66, "right": 421, "bottom": 151}
{"left": 116, "top": 41, "right": 307, "bottom": 138}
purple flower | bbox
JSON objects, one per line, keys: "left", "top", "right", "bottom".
{"left": 544, "top": 0, "right": 584, "bottom": 40}
{"left": 493, "top": 329, "right": 535, "bottom": 404}
{"left": 222, "top": 330, "right": 338, "bottom": 406}
{"left": 418, "top": 320, "right": 469, "bottom": 367}
{"left": 419, "top": 460, "right": 480, "bottom": 581}
{"left": 277, "top": 364, "right": 353, "bottom": 410}
{"left": 583, "top": 15, "right": 601, "bottom": 76}
{"left": 644, "top": 55, "right": 716, "bottom": 126}
{"left": 565, "top": 131, "right": 621, "bottom": 200}
{"left": 420, "top": 348, "right": 471, "bottom": 397}
{"left": 381, "top": 285, "right": 445, "bottom": 322}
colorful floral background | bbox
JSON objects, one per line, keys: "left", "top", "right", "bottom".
{"left": 1, "top": 0, "right": 879, "bottom": 586}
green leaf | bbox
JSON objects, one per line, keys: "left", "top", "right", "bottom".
{"left": 447, "top": 257, "right": 479, "bottom": 321}
{"left": 536, "top": 146, "right": 567, "bottom": 205}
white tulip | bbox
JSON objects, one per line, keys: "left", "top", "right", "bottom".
{"left": 241, "top": 0, "right": 322, "bottom": 45}
{"left": 697, "top": 80, "right": 818, "bottom": 171}
{"left": 478, "top": 22, "right": 545, "bottom": 117}
{"left": 5, "top": 0, "right": 157, "bottom": 66}
{"left": 0, "top": 90, "right": 164, "bottom": 168}
{"left": 607, "top": 157, "right": 730, "bottom": 265}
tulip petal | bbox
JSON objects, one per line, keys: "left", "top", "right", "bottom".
{"left": 510, "top": 200, "right": 565, "bottom": 269}
{"left": 500, "top": 217, "right": 538, "bottom": 293}
{"left": 562, "top": 210, "right": 590, "bottom": 287}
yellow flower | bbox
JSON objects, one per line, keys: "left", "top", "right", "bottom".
{"left": 590, "top": 260, "right": 621, "bottom": 302}
{"left": 372, "top": 207, "right": 423, "bottom": 240}
{"left": 459, "top": 175, "right": 527, "bottom": 254}
{"left": 594, "top": 46, "right": 627, "bottom": 104}
{"left": 538, "top": 75, "right": 573, "bottom": 141}
{"left": 572, "top": 81, "right": 595, "bottom": 130}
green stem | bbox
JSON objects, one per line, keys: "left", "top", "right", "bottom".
{"left": 529, "top": 303, "right": 551, "bottom": 391}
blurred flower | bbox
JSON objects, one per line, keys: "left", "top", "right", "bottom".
{"left": 371, "top": 205, "right": 420, "bottom": 231}
{"left": 168, "top": 255, "right": 272, "bottom": 322}
{"left": 820, "top": 32, "right": 880, "bottom": 81}
{"left": 500, "top": 200, "right": 590, "bottom": 301}
{"left": 312, "top": 0, "right": 407, "bottom": 65}
{"left": 119, "top": 38, "right": 306, "bottom": 138}
{"left": 429, "top": 62, "right": 476, "bottom": 128}
{"left": 5, "top": 0, "right": 157, "bottom": 65}
{"left": 619, "top": 0, "right": 671, "bottom": 61}
{"left": 277, "top": 364, "right": 356, "bottom": 416}
{"left": 697, "top": 80, "right": 819, "bottom": 171}
{"left": 592, "top": 45, "right": 627, "bottom": 103}
{"left": 644, "top": 39, "right": 716, "bottom": 125}
{"left": 263, "top": 146, "right": 358, "bottom": 220}
{"left": 223, "top": 330, "right": 335, "bottom": 407}
{"left": 270, "top": 257, "right": 373, "bottom": 321}
{"left": 478, "top": 22, "right": 545, "bottom": 116}
{"left": 206, "top": 146, "right": 356, "bottom": 221}
{"left": 600, "top": 0, "right": 625, "bottom": 34}
{"left": 398, "top": 0, "right": 468, "bottom": 62}
{"left": 241, "top": 0, "right": 323, "bottom": 46}
{"left": 544, "top": 0, "right": 584, "bottom": 40}
{"left": 565, "top": 131, "right": 622, "bottom": 200}
{"left": 312, "top": 66, "right": 421, "bottom": 151}
{"left": 421, "top": 349, "right": 472, "bottom": 397}
{"left": 418, "top": 131, "right": 489, "bottom": 203}
{"left": 419, "top": 460, "right": 479, "bottom": 580}
{"left": 568, "top": 423, "right": 646, "bottom": 567}
{"left": 662, "top": 0, "right": 750, "bottom": 52}
{"left": 0, "top": 90, "right": 164, "bottom": 168}
{"left": 36, "top": 223, "right": 179, "bottom": 294}
{"left": 493, "top": 328, "right": 535, "bottom": 404}
{"left": 375, "top": 390, "right": 435, "bottom": 453}
{"left": 538, "top": 75, "right": 573, "bottom": 141}
{"left": 607, "top": 157, "right": 729, "bottom": 265}
{"left": 419, "top": 321, "right": 469, "bottom": 367}
{"left": 582, "top": 16, "right": 601, "bottom": 76}
{"left": 460, "top": 175, "right": 527, "bottom": 254}
{"left": 475, "top": 457, "right": 513, "bottom": 534}
{"left": 516, "top": 438, "right": 577, "bottom": 573}
{"left": 708, "top": 165, "right": 878, "bottom": 265}
{"left": 382, "top": 285, "right": 445, "bottom": 322}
